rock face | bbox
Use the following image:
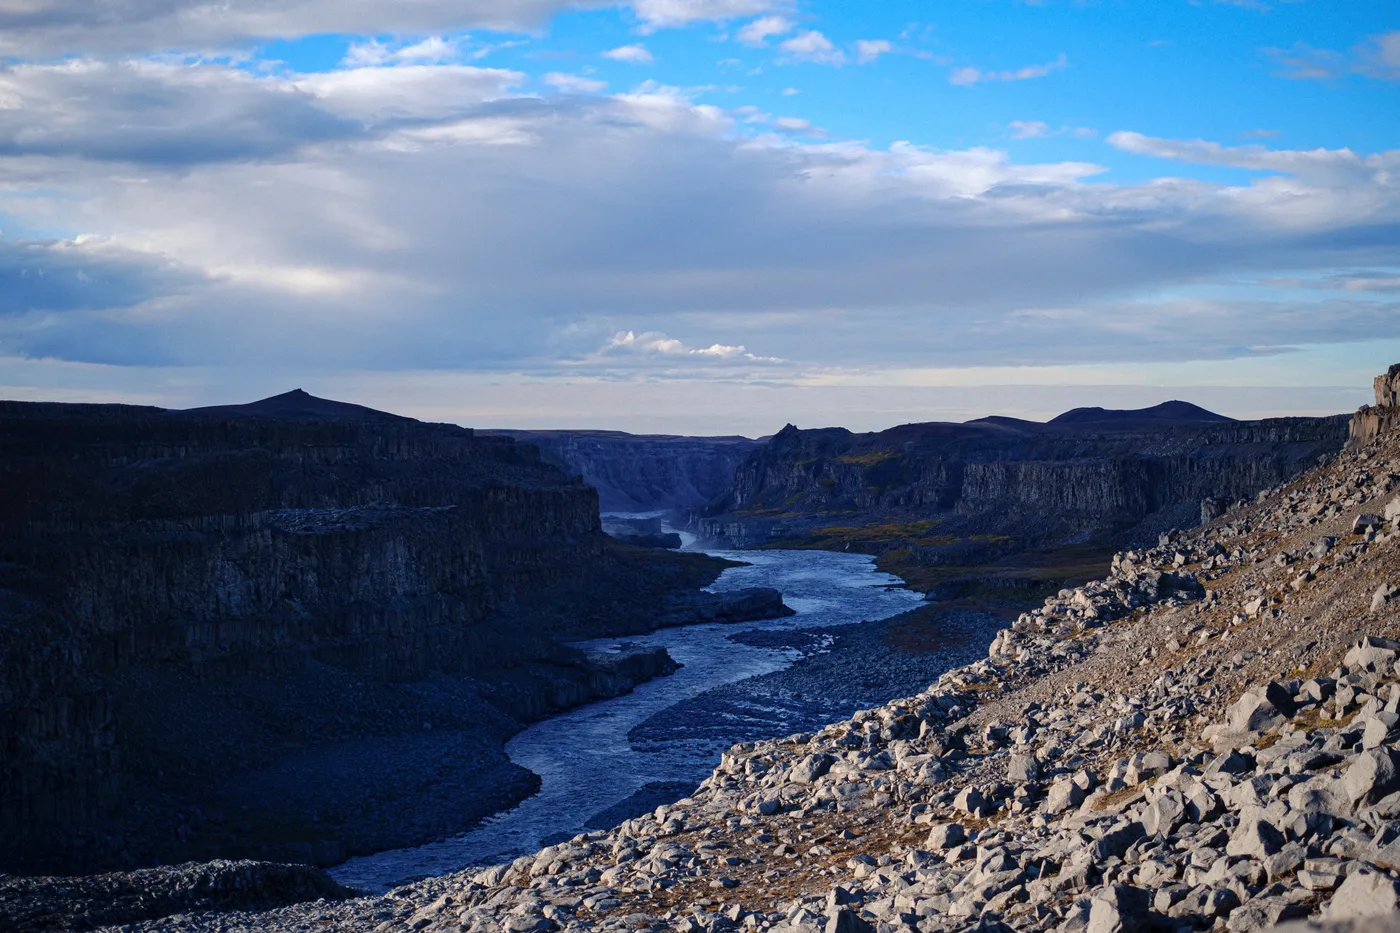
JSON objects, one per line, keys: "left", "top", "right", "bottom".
{"left": 482, "top": 429, "right": 761, "bottom": 512}
{"left": 0, "top": 392, "right": 733, "bottom": 873}
{"left": 699, "top": 405, "right": 1350, "bottom": 552}
{"left": 1350, "top": 364, "right": 1400, "bottom": 447}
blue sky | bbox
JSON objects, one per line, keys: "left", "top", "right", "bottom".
{"left": 0, "top": 0, "right": 1396, "bottom": 434}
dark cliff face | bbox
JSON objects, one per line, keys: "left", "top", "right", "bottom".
{"left": 481, "top": 430, "right": 760, "bottom": 512}
{"left": 0, "top": 395, "right": 728, "bottom": 872}
{"left": 703, "top": 411, "right": 1352, "bottom": 550}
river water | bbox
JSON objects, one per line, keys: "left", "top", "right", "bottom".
{"left": 330, "top": 533, "right": 925, "bottom": 892}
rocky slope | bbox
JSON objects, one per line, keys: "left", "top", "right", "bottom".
{"left": 82, "top": 365, "right": 1400, "bottom": 933}
{"left": 0, "top": 391, "right": 757, "bottom": 875}
{"left": 483, "top": 430, "right": 761, "bottom": 512}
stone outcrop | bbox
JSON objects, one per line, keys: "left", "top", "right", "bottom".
{"left": 1350, "top": 365, "right": 1400, "bottom": 447}
{"left": 484, "top": 429, "right": 761, "bottom": 512}
{"left": 0, "top": 392, "right": 735, "bottom": 873}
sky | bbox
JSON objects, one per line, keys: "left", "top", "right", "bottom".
{"left": 0, "top": 0, "right": 1397, "bottom": 436}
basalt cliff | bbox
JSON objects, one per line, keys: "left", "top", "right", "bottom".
{"left": 698, "top": 402, "right": 1351, "bottom": 600}
{"left": 0, "top": 391, "right": 757, "bottom": 875}
{"left": 482, "top": 430, "right": 761, "bottom": 513}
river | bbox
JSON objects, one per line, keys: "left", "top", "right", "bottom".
{"left": 330, "top": 533, "right": 925, "bottom": 892}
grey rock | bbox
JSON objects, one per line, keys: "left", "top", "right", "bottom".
{"left": 1345, "top": 637, "right": 1400, "bottom": 671}
{"left": 1142, "top": 792, "right": 1187, "bottom": 837}
{"left": 1046, "top": 777, "right": 1086, "bottom": 815}
{"left": 825, "top": 907, "right": 876, "bottom": 933}
{"left": 1344, "top": 749, "right": 1400, "bottom": 806}
{"left": 925, "top": 823, "right": 966, "bottom": 850}
{"left": 954, "top": 786, "right": 991, "bottom": 818}
{"left": 1087, "top": 884, "right": 1152, "bottom": 933}
{"left": 1008, "top": 754, "right": 1040, "bottom": 783}
{"left": 1324, "top": 870, "right": 1400, "bottom": 920}
{"left": 1227, "top": 813, "right": 1287, "bottom": 859}
{"left": 791, "top": 754, "right": 834, "bottom": 784}
{"left": 1206, "top": 748, "right": 1256, "bottom": 775}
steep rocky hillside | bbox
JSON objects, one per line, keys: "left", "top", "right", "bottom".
{"left": 0, "top": 392, "right": 748, "bottom": 875}
{"left": 84, "top": 370, "right": 1400, "bottom": 933}
{"left": 482, "top": 430, "right": 760, "bottom": 512}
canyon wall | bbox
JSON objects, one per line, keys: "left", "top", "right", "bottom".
{"left": 0, "top": 394, "right": 728, "bottom": 873}
{"left": 700, "top": 407, "right": 1352, "bottom": 553}
{"left": 483, "top": 429, "right": 760, "bottom": 512}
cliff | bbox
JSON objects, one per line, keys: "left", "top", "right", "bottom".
{"left": 0, "top": 392, "right": 737, "bottom": 874}
{"left": 699, "top": 406, "right": 1350, "bottom": 574}
{"left": 481, "top": 430, "right": 760, "bottom": 512}
{"left": 1350, "top": 365, "right": 1400, "bottom": 447}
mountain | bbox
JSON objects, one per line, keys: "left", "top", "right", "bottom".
{"left": 179, "top": 388, "right": 411, "bottom": 422}
{"left": 1047, "top": 399, "right": 1234, "bottom": 426}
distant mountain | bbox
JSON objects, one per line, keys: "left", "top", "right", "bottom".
{"left": 1048, "top": 400, "right": 1233, "bottom": 426}
{"left": 179, "top": 388, "right": 411, "bottom": 423}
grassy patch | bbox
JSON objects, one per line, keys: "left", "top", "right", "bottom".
{"left": 834, "top": 450, "right": 902, "bottom": 467}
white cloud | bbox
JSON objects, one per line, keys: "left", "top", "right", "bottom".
{"left": 630, "top": 0, "right": 790, "bottom": 31}
{"left": 779, "top": 30, "right": 846, "bottom": 66}
{"left": 736, "top": 15, "right": 793, "bottom": 47}
{"left": 1270, "top": 31, "right": 1400, "bottom": 82}
{"left": 0, "top": 59, "right": 1397, "bottom": 387}
{"left": 1009, "top": 120, "right": 1051, "bottom": 139}
{"left": 0, "top": 0, "right": 791, "bottom": 56}
{"left": 543, "top": 72, "right": 607, "bottom": 94}
{"left": 343, "top": 35, "right": 462, "bottom": 68}
{"left": 781, "top": 86, "right": 799, "bottom": 96}
{"left": 855, "top": 39, "right": 892, "bottom": 65}
{"left": 949, "top": 53, "right": 1068, "bottom": 86}
{"left": 772, "top": 115, "right": 821, "bottom": 135}
{"left": 606, "top": 330, "right": 750, "bottom": 359}
{"left": 603, "top": 44, "right": 655, "bottom": 64}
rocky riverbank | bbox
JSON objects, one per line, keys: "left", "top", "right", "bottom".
{"left": 49, "top": 366, "right": 1400, "bottom": 933}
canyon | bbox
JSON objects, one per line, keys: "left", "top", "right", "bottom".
{"left": 17, "top": 378, "right": 1400, "bottom": 933}
{"left": 0, "top": 384, "right": 1377, "bottom": 933}
{"left": 482, "top": 430, "right": 761, "bottom": 512}
{"left": 0, "top": 391, "right": 773, "bottom": 876}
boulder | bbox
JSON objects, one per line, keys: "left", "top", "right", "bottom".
{"left": 1354, "top": 514, "right": 1385, "bottom": 534}
{"left": 1324, "top": 870, "right": 1400, "bottom": 921}
{"left": 791, "top": 754, "right": 834, "bottom": 785}
{"left": 1087, "top": 884, "right": 1153, "bottom": 933}
{"left": 1345, "top": 749, "right": 1400, "bottom": 806}
{"left": 1008, "top": 754, "right": 1039, "bottom": 783}
{"left": 954, "top": 786, "right": 991, "bottom": 818}
{"left": 925, "top": 823, "right": 965, "bottom": 850}
{"left": 1142, "top": 793, "right": 1187, "bottom": 837}
{"left": 1226, "top": 812, "right": 1286, "bottom": 859}
{"left": 1345, "top": 637, "right": 1400, "bottom": 671}
{"left": 1045, "top": 777, "right": 1086, "bottom": 815}
{"left": 825, "top": 907, "right": 876, "bottom": 933}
